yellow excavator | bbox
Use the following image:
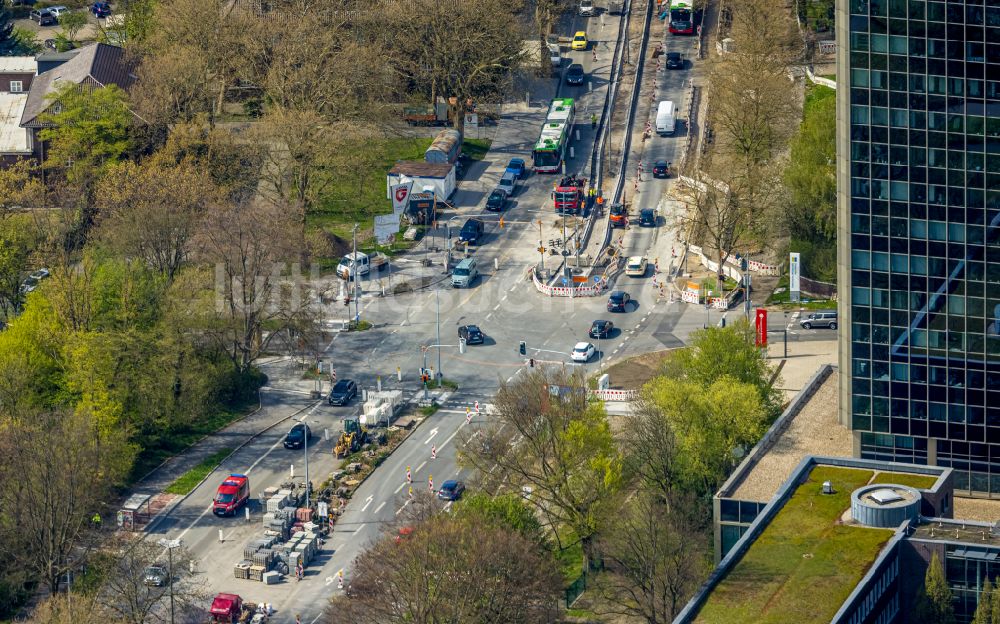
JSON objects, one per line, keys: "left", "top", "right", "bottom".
{"left": 334, "top": 417, "right": 369, "bottom": 458}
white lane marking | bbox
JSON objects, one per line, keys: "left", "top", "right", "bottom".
{"left": 396, "top": 500, "right": 412, "bottom": 515}
{"left": 444, "top": 501, "right": 453, "bottom": 512}
{"left": 394, "top": 481, "right": 406, "bottom": 494}
{"left": 486, "top": 312, "right": 493, "bottom": 320}
{"left": 374, "top": 501, "right": 386, "bottom": 514}
{"left": 360, "top": 495, "right": 373, "bottom": 512}
{"left": 623, "top": 336, "right": 630, "bottom": 342}
{"left": 501, "top": 294, "right": 509, "bottom": 301}
{"left": 493, "top": 303, "right": 501, "bottom": 311}
{"left": 353, "top": 524, "right": 364, "bottom": 535}
{"left": 617, "top": 342, "right": 625, "bottom": 349}
{"left": 613, "top": 349, "right": 619, "bottom": 354}
{"left": 416, "top": 460, "right": 427, "bottom": 473}
{"left": 424, "top": 428, "right": 439, "bottom": 444}
{"left": 509, "top": 284, "right": 517, "bottom": 292}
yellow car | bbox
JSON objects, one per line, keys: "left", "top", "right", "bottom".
{"left": 571, "top": 31, "right": 589, "bottom": 51}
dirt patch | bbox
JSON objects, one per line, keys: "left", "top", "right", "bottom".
{"left": 601, "top": 348, "right": 676, "bottom": 390}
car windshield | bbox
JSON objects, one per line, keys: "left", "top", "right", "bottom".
{"left": 628, "top": 261, "right": 642, "bottom": 269}
{"left": 574, "top": 35, "right": 585, "bottom": 41}
{"left": 454, "top": 268, "right": 470, "bottom": 276}
{"left": 574, "top": 346, "right": 588, "bottom": 353}
{"left": 467, "top": 326, "right": 479, "bottom": 333}
{"left": 611, "top": 293, "right": 624, "bottom": 302}
{"left": 339, "top": 255, "right": 356, "bottom": 267}
{"left": 216, "top": 493, "right": 235, "bottom": 503}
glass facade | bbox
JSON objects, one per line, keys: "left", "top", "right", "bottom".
{"left": 844, "top": 0, "right": 1000, "bottom": 495}
{"left": 945, "top": 545, "right": 1000, "bottom": 622}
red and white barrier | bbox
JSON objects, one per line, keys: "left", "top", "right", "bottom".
{"left": 590, "top": 388, "right": 640, "bottom": 401}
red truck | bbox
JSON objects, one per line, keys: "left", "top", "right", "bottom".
{"left": 213, "top": 474, "right": 249, "bottom": 516}
{"left": 552, "top": 174, "right": 585, "bottom": 213}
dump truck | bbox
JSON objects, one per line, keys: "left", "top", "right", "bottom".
{"left": 209, "top": 593, "right": 269, "bottom": 623}
{"left": 552, "top": 174, "right": 585, "bottom": 213}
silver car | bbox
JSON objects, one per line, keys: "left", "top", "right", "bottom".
{"left": 800, "top": 311, "right": 838, "bottom": 330}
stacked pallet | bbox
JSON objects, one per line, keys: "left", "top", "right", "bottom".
{"left": 233, "top": 561, "right": 251, "bottom": 579}
{"left": 295, "top": 507, "right": 313, "bottom": 523}
{"left": 249, "top": 565, "right": 266, "bottom": 581}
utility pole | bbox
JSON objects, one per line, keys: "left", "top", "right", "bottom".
{"left": 302, "top": 416, "right": 310, "bottom": 510}
{"left": 435, "top": 289, "right": 442, "bottom": 386}
{"left": 158, "top": 539, "right": 181, "bottom": 624}
{"left": 356, "top": 223, "right": 361, "bottom": 328}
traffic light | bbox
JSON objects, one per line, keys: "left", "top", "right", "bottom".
{"left": 519, "top": 341, "right": 526, "bottom": 356}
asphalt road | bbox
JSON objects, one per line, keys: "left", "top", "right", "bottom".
{"left": 144, "top": 11, "right": 835, "bottom": 624}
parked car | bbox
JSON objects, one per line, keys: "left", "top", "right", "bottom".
{"left": 458, "top": 218, "right": 485, "bottom": 245}
{"left": 639, "top": 208, "right": 656, "bottom": 227}
{"left": 485, "top": 188, "right": 507, "bottom": 212}
{"left": 607, "top": 290, "right": 631, "bottom": 312}
{"left": 30, "top": 9, "right": 57, "bottom": 25}
{"left": 29, "top": 268, "right": 50, "bottom": 281}
{"left": 91, "top": 2, "right": 111, "bottom": 17}
{"left": 143, "top": 565, "right": 168, "bottom": 587}
{"left": 19, "top": 277, "right": 39, "bottom": 294}
{"left": 800, "top": 311, "right": 838, "bottom": 330}
{"left": 505, "top": 157, "right": 527, "bottom": 179}
{"left": 565, "top": 63, "right": 585, "bottom": 86}
{"left": 665, "top": 51, "right": 684, "bottom": 69}
{"left": 497, "top": 171, "right": 518, "bottom": 196}
{"left": 579, "top": 0, "right": 595, "bottom": 16}
{"left": 438, "top": 480, "right": 466, "bottom": 501}
{"left": 652, "top": 160, "right": 671, "bottom": 178}
{"left": 589, "top": 320, "right": 614, "bottom": 339}
{"left": 625, "top": 256, "right": 648, "bottom": 277}
{"left": 47, "top": 5, "right": 69, "bottom": 17}
{"left": 571, "top": 341, "right": 596, "bottom": 362}
{"left": 283, "top": 423, "right": 312, "bottom": 449}
{"left": 571, "top": 31, "right": 589, "bottom": 51}
{"left": 548, "top": 42, "right": 562, "bottom": 67}
{"left": 328, "top": 379, "right": 358, "bottom": 406}
{"left": 458, "top": 324, "right": 485, "bottom": 345}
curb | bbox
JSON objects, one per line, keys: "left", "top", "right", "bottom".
{"left": 143, "top": 399, "right": 320, "bottom": 535}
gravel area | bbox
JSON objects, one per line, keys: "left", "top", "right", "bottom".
{"left": 952, "top": 497, "right": 1000, "bottom": 524}
{"left": 731, "top": 370, "right": 850, "bottom": 502}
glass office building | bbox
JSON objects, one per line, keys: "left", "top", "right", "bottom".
{"left": 837, "top": 0, "right": 1000, "bottom": 495}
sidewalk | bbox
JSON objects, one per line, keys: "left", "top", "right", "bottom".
{"left": 766, "top": 338, "right": 837, "bottom": 400}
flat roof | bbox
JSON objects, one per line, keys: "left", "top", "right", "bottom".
{"left": 0, "top": 93, "right": 30, "bottom": 155}
{"left": 695, "top": 465, "right": 894, "bottom": 623}
{"left": 0, "top": 57, "right": 35, "bottom": 74}
{"left": 730, "top": 370, "right": 851, "bottom": 501}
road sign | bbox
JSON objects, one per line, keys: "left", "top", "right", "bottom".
{"left": 561, "top": 277, "right": 568, "bottom": 286}
{"left": 593, "top": 275, "right": 601, "bottom": 282}
{"left": 755, "top": 309, "right": 768, "bottom": 347}
{"left": 317, "top": 501, "right": 328, "bottom": 518}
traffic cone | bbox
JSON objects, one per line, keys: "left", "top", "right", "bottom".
{"left": 431, "top": 445, "right": 437, "bottom": 460}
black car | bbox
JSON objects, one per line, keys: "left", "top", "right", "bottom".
{"left": 328, "top": 379, "right": 358, "bottom": 406}
{"left": 458, "top": 324, "right": 484, "bottom": 345}
{"left": 485, "top": 189, "right": 507, "bottom": 212}
{"left": 589, "top": 319, "right": 614, "bottom": 339}
{"left": 565, "top": 63, "right": 585, "bottom": 86}
{"left": 652, "top": 160, "right": 671, "bottom": 178}
{"left": 639, "top": 208, "right": 656, "bottom": 227}
{"left": 437, "top": 480, "right": 466, "bottom": 501}
{"left": 458, "top": 218, "right": 485, "bottom": 245}
{"left": 91, "top": 1, "right": 111, "bottom": 17}
{"left": 283, "top": 423, "right": 312, "bottom": 449}
{"left": 607, "top": 290, "right": 631, "bottom": 312}
{"left": 665, "top": 52, "right": 684, "bottom": 69}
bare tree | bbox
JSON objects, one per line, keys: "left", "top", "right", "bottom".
{"left": 95, "top": 536, "right": 208, "bottom": 624}
{"left": 459, "top": 367, "right": 624, "bottom": 568}
{"left": 326, "top": 514, "right": 562, "bottom": 624}
{"left": 389, "top": 0, "right": 527, "bottom": 134}
{"left": 596, "top": 493, "right": 710, "bottom": 624}
{"left": 0, "top": 409, "right": 129, "bottom": 593}
{"left": 96, "top": 158, "right": 220, "bottom": 279}
{"left": 193, "top": 199, "right": 311, "bottom": 374}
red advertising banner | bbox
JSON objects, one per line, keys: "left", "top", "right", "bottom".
{"left": 755, "top": 309, "right": 768, "bottom": 347}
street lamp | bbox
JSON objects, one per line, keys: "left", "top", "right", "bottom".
{"left": 157, "top": 538, "right": 182, "bottom": 624}
{"left": 297, "top": 415, "right": 311, "bottom": 510}
{"left": 435, "top": 289, "right": 443, "bottom": 387}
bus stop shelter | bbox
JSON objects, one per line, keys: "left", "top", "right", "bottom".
{"left": 118, "top": 494, "right": 152, "bottom": 531}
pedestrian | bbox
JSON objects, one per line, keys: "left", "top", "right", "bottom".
{"left": 591, "top": 113, "right": 597, "bottom": 129}
{"left": 91, "top": 512, "right": 101, "bottom": 528}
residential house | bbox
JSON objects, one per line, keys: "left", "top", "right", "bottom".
{"left": 0, "top": 57, "right": 35, "bottom": 166}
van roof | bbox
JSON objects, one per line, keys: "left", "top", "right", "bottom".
{"left": 456, "top": 257, "right": 476, "bottom": 268}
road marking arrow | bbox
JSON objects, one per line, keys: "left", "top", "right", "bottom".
{"left": 424, "top": 428, "right": 439, "bottom": 444}
{"left": 361, "top": 495, "right": 373, "bottom": 512}
{"left": 325, "top": 576, "right": 334, "bottom": 586}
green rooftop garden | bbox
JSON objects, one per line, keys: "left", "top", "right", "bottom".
{"left": 695, "top": 466, "right": 893, "bottom": 624}
{"left": 870, "top": 471, "right": 938, "bottom": 490}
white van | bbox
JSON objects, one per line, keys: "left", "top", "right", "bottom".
{"left": 655, "top": 100, "right": 676, "bottom": 136}
{"left": 452, "top": 257, "right": 479, "bottom": 288}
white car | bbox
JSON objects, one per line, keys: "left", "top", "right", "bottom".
{"left": 47, "top": 5, "right": 69, "bottom": 17}
{"left": 547, "top": 42, "right": 561, "bottom": 67}
{"left": 579, "top": 0, "right": 595, "bottom": 16}
{"left": 29, "top": 268, "right": 50, "bottom": 281}
{"left": 625, "top": 256, "right": 648, "bottom": 277}
{"left": 571, "top": 341, "right": 596, "bottom": 362}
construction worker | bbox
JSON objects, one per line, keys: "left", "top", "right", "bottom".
{"left": 591, "top": 113, "right": 597, "bottom": 129}
{"left": 92, "top": 512, "right": 101, "bottom": 528}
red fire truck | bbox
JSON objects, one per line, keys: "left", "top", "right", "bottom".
{"left": 552, "top": 174, "right": 585, "bottom": 213}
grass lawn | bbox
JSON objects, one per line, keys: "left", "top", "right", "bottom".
{"left": 130, "top": 398, "right": 257, "bottom": 482}
{"left": 165, "top": 448, "right": 235, "bottom": 495}
{"left": 695, "top": 466, "right": 892, "bottom": 624}
{"left": 871, "top": 471, "right": 938, "bottom": 489}
{"left": 765, "top": 275, "right": 837, "bottom": 310}
{"left": 308, "top": 137, "right": 493, "bottom": 260}
{"left": 804, "top": 83, "right": 835, "bottom": 118}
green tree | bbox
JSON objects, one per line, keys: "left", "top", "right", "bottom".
{"left": 58, "top": 10, "right": 87, "bottom": 44}
{"left": 39, "top": 83, "right": 132, "bottom": 188}
{"left": 642, "top": 376, "right": 770, "bottom": 495}
{"left": 0, "top": 217, "right": 38, "bottom": 315}
{"left": 661, "top": 320, "right": 783, "bottom": 419}
{"left": 973, "top": 576, "right": 993, "bottom": 624}
{"left": 454, "top": 492, "right": 547, "bottom": 549}
{"left": 914, "top": 552, "right": 956, "bottom": 624}
{"left": 991, "top": 577, "right": 1000, "bottom": 624}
